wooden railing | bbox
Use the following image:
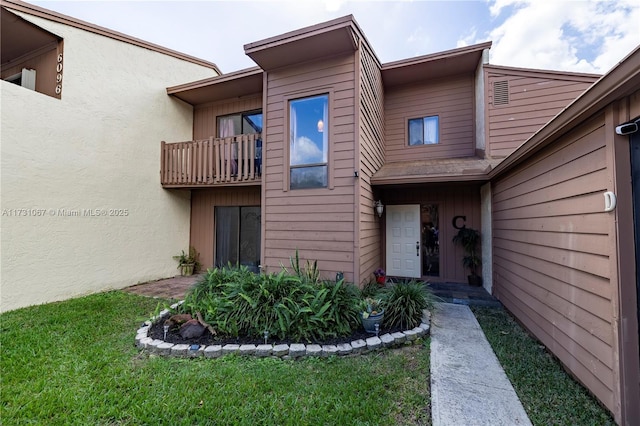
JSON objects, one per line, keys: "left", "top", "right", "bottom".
{"left": 161, "top": 133, "right": 262, "bottom": 186}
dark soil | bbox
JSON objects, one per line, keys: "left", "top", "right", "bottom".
{"left": 148, "top": 319, "right": 407, "bottom": 347}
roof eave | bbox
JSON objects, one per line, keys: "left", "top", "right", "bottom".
{"left": 1, "top": 0, "right": 221, "bottom": 73}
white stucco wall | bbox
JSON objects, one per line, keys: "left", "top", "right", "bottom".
{"left": 0, "top": 13, "right": 217, "bottom": 312}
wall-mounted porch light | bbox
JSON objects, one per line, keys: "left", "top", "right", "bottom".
{"left": 374, "top": 200, "right": 384, "bottom": 218}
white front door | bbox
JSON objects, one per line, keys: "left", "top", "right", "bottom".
{"left": 386, "top": 205, "right": 421, "bottom": 279}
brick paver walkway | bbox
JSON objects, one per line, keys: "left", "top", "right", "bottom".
{"left": 124, "top": 273, "right": 203, "bottom": 299}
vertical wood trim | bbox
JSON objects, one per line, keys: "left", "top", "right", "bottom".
{"left": 604, "top": 104, "right": 623, "bottom": 422}
{"left": 261, "top": 71, "right": 268, "bottom": 271}
{"left": 610, "top": 98, "right": 640, "bottom": 425}
{"left": 353, "top": 42, "right": 362, "bottom": 285}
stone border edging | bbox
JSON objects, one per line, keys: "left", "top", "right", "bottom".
{"left": 135, "top": 302, "right": 431, "bottom": 359}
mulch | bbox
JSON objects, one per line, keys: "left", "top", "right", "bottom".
{"left": 148, "top": 319, "right": 406, "bottom": 347}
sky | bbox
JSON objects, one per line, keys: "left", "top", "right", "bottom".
{"left": 27, "top": 0, "right": 640, "bottom": 75}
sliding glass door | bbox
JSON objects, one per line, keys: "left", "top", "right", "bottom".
{"left": 215, "top": 206, "right": 261, "bottom": 272}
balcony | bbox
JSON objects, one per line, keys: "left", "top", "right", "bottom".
{"left": 161, "top": 133, "right": 261, "bottom": 187}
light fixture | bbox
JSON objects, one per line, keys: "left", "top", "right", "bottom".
{"left": 317, "top": 119, "right": 324, "bottom": 132}
{"left": 374, "top": 200, "right": 384, "bottom": 217}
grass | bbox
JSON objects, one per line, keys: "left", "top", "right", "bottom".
{"left": 472, "top": 306, "right": 616, "bottom": 426}
{"left": 0, "top": 291, "right": 431, "bottom": 425}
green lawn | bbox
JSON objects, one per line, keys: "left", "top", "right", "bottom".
{"left": 472, "top": 306, "right": 615, "bottom": 426}
{"left": 1, "top": 291, "right": 430, "bottom": 425}
{"left": 1, "top": 291, "right": 617, "bottom": 425}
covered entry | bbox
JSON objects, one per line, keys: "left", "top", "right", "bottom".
{"left": 378, "top": 183, "right": 482, "bottom": 283}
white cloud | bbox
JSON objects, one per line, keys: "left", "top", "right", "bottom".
{"left": 291, "top": 136, "right": 324, "bottom": 165}
{"left": 483, "top": 0, "right": 640, "bottom": 73}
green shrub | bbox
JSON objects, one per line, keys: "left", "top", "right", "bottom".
{"left": 179, "top": 264, "right": 361, "bottom": 342}
{"left": 381, "top": 280, "right": 435, "bottom": 329}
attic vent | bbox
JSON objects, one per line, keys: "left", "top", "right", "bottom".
{"left": 493, "top": 80, "right": 509, "bottom": 106}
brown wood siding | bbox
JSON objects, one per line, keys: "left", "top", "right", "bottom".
{"left": 262, "top": 54, "right": 357, "bottom": 281}
{"left": 492, "top": 114, "right": 617, "bottom": 413}
{"left": 357, "top": 44, "right": 385, "bottom": 285}
{"left": 193, "top": 96, "right": 263, "bottom": 140}
{"left": 379, "top": 184, "right": 481, "bottom": 283}
{"left": 487, "top": 69, "right": 597, "bottom": 158}
{"left": 384, "top": 75, "right": 475, "bottom": 162}
{"left": 190, "top": 187, "right": 261, "bottom": 269}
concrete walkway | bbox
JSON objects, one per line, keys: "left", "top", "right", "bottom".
{"left": 430, "top": 303, "right": 532, "bottom": 426}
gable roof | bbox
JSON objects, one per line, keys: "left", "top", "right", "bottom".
{"left": 1, "top": 0, "right": 220, "bottom": 73}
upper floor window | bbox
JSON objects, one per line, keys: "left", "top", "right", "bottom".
{"left": 408, "top": 115, "right": 439, "bottom": 145}
{"left": 289, "top": 94, "right": 328, "bottom": 189}
{"left": 217, "top": 110, "right": 262, "bottom": 137}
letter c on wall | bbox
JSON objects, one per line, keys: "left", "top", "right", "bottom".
{"left": 452, "top": 215, "right": 466, "bottom": 229}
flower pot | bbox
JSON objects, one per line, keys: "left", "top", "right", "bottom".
{"left": 468, "top": 274, "right": 482, "bottom": 287}
{"left": 181, "top": 263, "right": 195, "bottom": 276}
{"left": 361, "top": 310, "right": 384, "bottom": 333}
{"left": 376, "top": 276, "right": 386, "bottom": 285}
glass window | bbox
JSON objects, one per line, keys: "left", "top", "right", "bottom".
{"left": 289, "top": 94, "right": 328, "bottom": 189}
{"left": 217, "top": 110, "right": 262, "bottom": 137}
{"left": 408, "top": 116, "right": 439, "bottom": 145}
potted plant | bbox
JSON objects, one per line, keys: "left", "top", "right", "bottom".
{"left": 360, "top": 297, "right": 384, "bottom": 333}
{"left": 173, "top": 246, "right": 200, "bottom": 276}
{"left": 452, "top": 226, "right": 482, "bottom": 286}
{"left": 373, "top": 268, "right": 386, "bottom": 286}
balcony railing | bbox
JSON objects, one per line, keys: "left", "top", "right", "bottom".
{"left": 161, "top": 133, "right": 262, "bottom": 186}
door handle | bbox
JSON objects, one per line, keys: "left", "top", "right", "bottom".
{"left": 416, "top": 241, "right": 420, "bottom": 256}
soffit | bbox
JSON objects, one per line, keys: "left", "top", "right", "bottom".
{"left": 371, "top": 157, "right": 503, "bottom": 185}
{"left": 244, "top": 15, "right": 359, "bottom": 71}
{"left": 167, "top": 67, "right": 263, "bottom": 105}
{"left": 1, "top": 7, "right": 59, "bottom": 65}
{"left": 381, "top": 42, "right": 491, "bottom": 87}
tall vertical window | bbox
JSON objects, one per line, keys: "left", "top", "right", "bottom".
{"left": 289, "top": 94, "right": 328, "bottom": 189}
{"left": 408, "top": 115, "right": 439, "bottom": 145}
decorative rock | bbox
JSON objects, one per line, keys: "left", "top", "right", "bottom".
{"left": 272, "top": 344, "right": 289, "bottom": 357}
{"left": 366, "top": 336, "right": 382, "bottom": 350}
{"left": 255, "top": 344, "right": 273, "bottom": 357}
{"left": 380, "top": 333, "right": 395, "bottom": 347}
{"left": 351, "top": 339, "right": 366, "bottom": 353}
{"left": 171, "top": 344, "right": 190, "bottom": 357}
{"left": 404, "top": 329, "right": 419, "bottom": 341}
{"left": 157, "top": 342, "right": 174, "bottom": 355}
{"left": 159, "top": 309, "right": 171, "bottom": 318}
{"left": 289, "top": 343, "right": 306, "bottom": 358}
{"left": 336, "top": 343, "right": 352, "bottom": 355}
{"left": 179, "top": 320, "right": 205, "bottom": 339}
{"left": 204, "top": 345, "right": 222, "bottom": 358}
{"left": 137, "top": 336, "right": 153, "bottom": 349}
{"left": 322, "top": 345, "right": 338, "bottom": 357}
{"left": 239, "top": 344, "right": 256, "bottom": 355}
{"left": 170, "top": 301, "right": 183, "bottom": 309}
{"left": 222, "top": 344, "right": 240, "bottom": 355}
{"left": 419, "top": 322, "right": 430, "bottom": 334}
{"left": 136, "top": 326, "right": 150, "bottom": 335}
{"left": 147, "top": 339, "right": 165, "bottom": 351}
{"left": 412, "top": 326, "right": 425, "bottom": 337}
{"left": 391, "top": 332, "right": 406, "bottom": 343}
{"left": 306, "top": 344, "right": 322, "bottom": 357}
